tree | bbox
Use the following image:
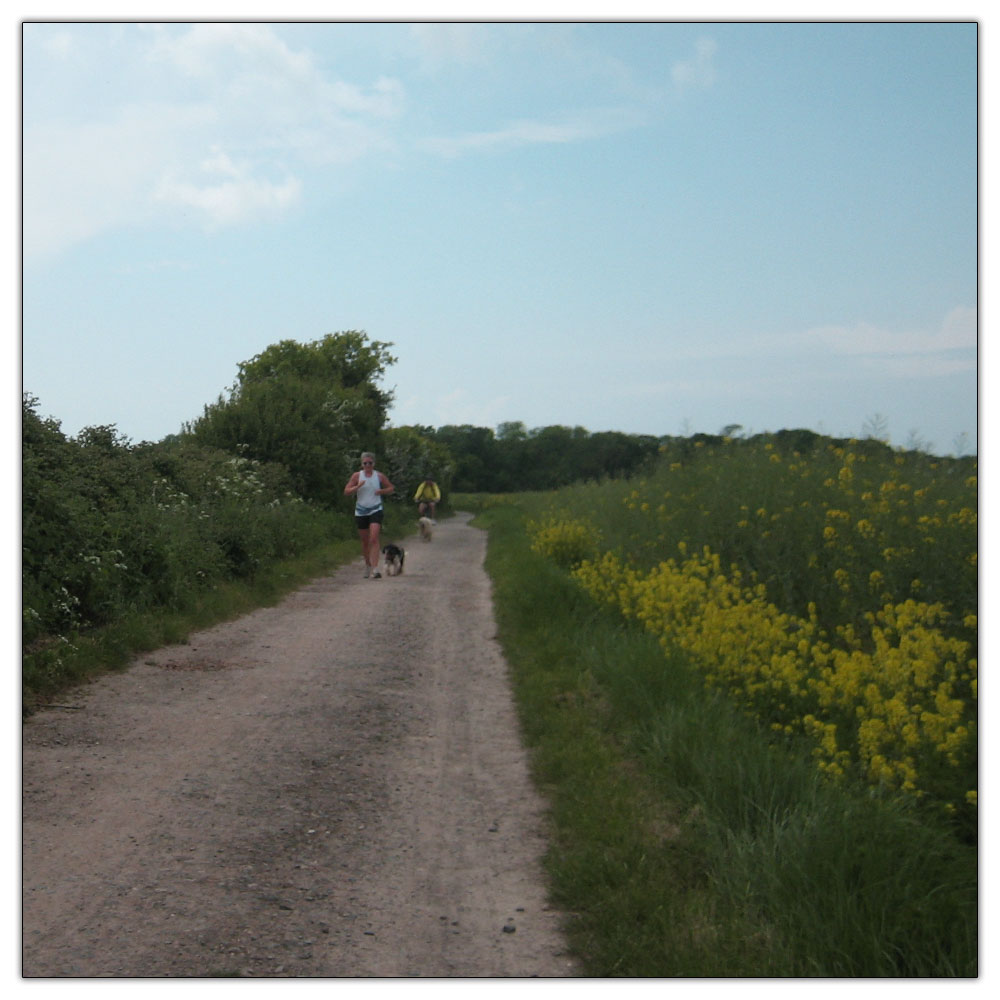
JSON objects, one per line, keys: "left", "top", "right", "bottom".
{"left": 496, "top": 421, "right": 528, "bottom": 443}
{"left": 862, "top": 413, "right": 890, "bottom": 443}
{"left": 186, "top": 332, "right": 396, "bottom": 506}
{"left": 432, "top": 425, "right": 503, "bottom": 492}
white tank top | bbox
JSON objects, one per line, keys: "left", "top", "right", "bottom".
{"left": 355, "top": 468, "right": 383, "bottom": 516}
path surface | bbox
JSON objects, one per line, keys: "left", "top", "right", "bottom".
{"left": 22, "top": 513, "right": 578, "bottom": 978}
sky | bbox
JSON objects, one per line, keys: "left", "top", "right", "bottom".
{"left": 20, "top": 15, "right": 979, "bottom": 455}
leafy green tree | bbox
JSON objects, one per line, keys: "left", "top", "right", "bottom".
{"left": 496, "top": 420, "right": 528, "bottom": 443}
{"left": 432, "top": 425, "right": 503, "bottom": 492}
{"left": 186, "top": 331, "right": 396, "bottom": 506}
{"left": 579, "top": 430, "right": 660, "bottom": 481}
{"left": 516, "top": 425, "right": 582, "bottom": 490}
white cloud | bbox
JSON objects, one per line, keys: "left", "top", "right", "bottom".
{"left": 147, "top": 22, "right": 314, "bottom": 84}
{"left": 632, "top": 308, "right": 977, "bottom": 386}
{"left": 671, "top": 38, "right": 717, "bottom": 91}
{"left": 408, "top": 23, "right": 497, "bottom": 71}
{"left": 23, "top": 103, "right": 213, "bottom": 259}
{"left": 148, "top": 23, "right": 404, "bottom": 122}
{"left": 22, "top": 23, "right": 405, "bottom": 260}
{"left": 41, "top": 31, "right": 74, "bottom": 59}
{"left": 155, "top": 148, "right": 302, "bottom": 230}
{"left": 805, "top": 306, "right": 977, "bottom": 357}
{"left": 419, "top": 107, "right": 646, "bottom": 159}
{"left": 940, "top": 305, "right": 978, "bottom": 347}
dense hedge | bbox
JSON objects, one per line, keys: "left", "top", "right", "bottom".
{"left": 22, "top": 394, "right": 345, "bottom": 651}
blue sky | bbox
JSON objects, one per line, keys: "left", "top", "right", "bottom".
{"left": 21, "top": 17, "right": 979, "bottom": 454}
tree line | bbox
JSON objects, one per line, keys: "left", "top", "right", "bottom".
{"left": 417, "top": 422, "right": 661, "bottom": 493}
{"left": 181, "top": 330, "right": 664, "bottom": 498}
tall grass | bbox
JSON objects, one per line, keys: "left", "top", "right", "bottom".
{"left": 477, "top": 499, "right": 977, "bottom": 976}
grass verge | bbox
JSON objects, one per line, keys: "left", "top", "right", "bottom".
{"left": 474, "top": 501, "right": 977, "bottom": 977}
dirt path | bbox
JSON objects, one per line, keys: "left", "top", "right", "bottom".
{"left": 22, "top": 513, "right": 578, "bottom": 978}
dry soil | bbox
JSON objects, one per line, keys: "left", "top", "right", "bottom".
{"left": 22, "top": 513, "right": 578, "bottom": 978}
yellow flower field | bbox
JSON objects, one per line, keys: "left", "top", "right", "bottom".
{"left": 527, "top": 433, "right": 977, "bottom": 820}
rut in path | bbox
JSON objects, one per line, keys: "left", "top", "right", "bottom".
{"left": 22, "top": 513, "right": 578, "bottom": 978}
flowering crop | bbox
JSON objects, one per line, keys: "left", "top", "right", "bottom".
{"left": 527, "top": 434, "right": 977, "bottom": 822}
{"left": 528, "top": 517, "right": 598, "bottom": 568}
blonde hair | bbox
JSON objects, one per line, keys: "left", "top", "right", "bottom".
{"left": 360, "top": 451, "right": 375, "bottom": 463}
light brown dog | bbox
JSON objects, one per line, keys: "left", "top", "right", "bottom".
{"left": 418, "top": 517, "right": 433, "bottom": 542}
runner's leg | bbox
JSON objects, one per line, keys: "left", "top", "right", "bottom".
{"left": 368, "top": 521, "right": 382, "bottom": 575}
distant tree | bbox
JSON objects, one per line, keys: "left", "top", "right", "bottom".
{"left": 432, "top": 425, "right": 503, "bottom": 492}
{"left": 582, "top": 430, "right": 660, "bottom": 480}
{"left": 518, "top": 425, "right": 581, "bottom": 489}
{"left": 496, "top": 421, "right": 528, "bottom": 443}
{"left": 862, "top": 413, "right": 891, "bottom": 443}
{"left": 952, "top": 431, "right": 972, "bottom": 457}
{"left": 905, "top": 429, "right": 934, "bottom": 455}
{"left": 428, "top": 422, "right": 659, "bottom": 492}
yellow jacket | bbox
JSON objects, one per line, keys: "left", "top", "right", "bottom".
{"left": 414, "top": 480, "right": 441, "bottom": 501}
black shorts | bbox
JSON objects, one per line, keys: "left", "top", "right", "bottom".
{"left": 355, "top": 509, "right": 384, "bottom": 530}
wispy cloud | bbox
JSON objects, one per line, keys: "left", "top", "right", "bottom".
{"left": 804, "top": 306, "right": 976, "bottom": 361}
{"left": 408, "top": 23, "right": 498, "bottom": 70}
{"left": 149, "top": 23, "right": 404, "bottom": 122}
{"left": 155, "top": 147, "right": 302, "bottom": 230}
{"left": 40, "top": 29, "right": 74, "bottom": 59}
{"left": 23, "top": 23, "right": 405, "bottom": 259}
{"left": 23, "top": 104, "right": 213, "bottom": 258}
{"left": 148, "top": 22, "right": 312, "bottom": 81}
{"left": 418, "top": 106, "right": 647, "bottom": 159}
{"left": 671, "top": 38, "right": 718, "bottom": 91}
{"left": 392, "top": 387, "right": 513, "bottom": 429}
{"left": 637, "top": 307, "right": 976, "bottom": 384}
{"left": 863, "top": 355, "right": 975, "bottom": 378}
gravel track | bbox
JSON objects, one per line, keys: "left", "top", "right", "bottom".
{"left": 22, "top": 512, "right": 577, "bottom": 978}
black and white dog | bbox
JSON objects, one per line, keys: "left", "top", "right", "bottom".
{"left": 381, "top": 543, "right": 405, "bottom": 576}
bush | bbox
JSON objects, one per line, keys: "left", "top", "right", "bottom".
{"left": 22, "top": 394, "right": 343, "bottom": 700}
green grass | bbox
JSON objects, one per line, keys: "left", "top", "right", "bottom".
{"left": 474, "top": 500, "right": 977, "bottom": 977}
